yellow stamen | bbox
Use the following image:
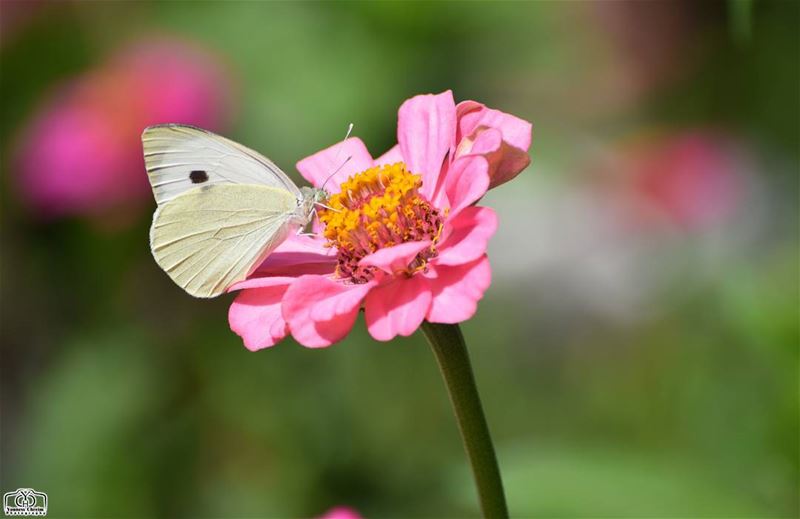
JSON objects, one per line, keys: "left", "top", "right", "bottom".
{"left": 319, "top": 162, "right": 443, "bottom": 283}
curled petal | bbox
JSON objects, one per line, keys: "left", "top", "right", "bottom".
{"left": 375, "top": 144, "right": 403, "bottom": 166}
{"left": 455, "top": 101, "right": 482, "bottom": 140}
{"left": 364, "top": 275, "right": 432, "bottom": 341}
{"left": 456, "top": 101, "right": 532, "bottom": 152}
{"left": 436, "top": 207, "right": 497, "bottom": 266}
{"left": 282, "top": 275, "right": 373, "bottom": 348}
{"left": 485, "top": 140, "right": 531, "bottom": 189}
{"left": 397, "top": 90, "right": 456, "bottom": 200}
{"left": 456, "top": 101, "right": 532, "bottom": 189}
{"left": 456, "top": 126, "right": 502, "bottom": 157}
{"left": 359, "top": 240, "right": 432, "bottom": 273}
{"left": 229, "top": 280, "right": 292, "bottom": 351}
{"left": 296, "top": 137, "right": 374, "bottom": 192}
{"left": 426, "top": 255, "right": 491, "bottom": 324}
{"left": 444, "top": 155, "right": 490, "bottom": 215}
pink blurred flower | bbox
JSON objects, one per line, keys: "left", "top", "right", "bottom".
{"left": 317, "top": 507, "right": 362, "bottom": 519}
{"left": 622, "top": 131, "right": 744, "bottom": 230}
{"left": 229, "top": 90, "right": 532, "bottom": 350}
{"left": 15, "top": 38, "right": 232, "bottom": 220}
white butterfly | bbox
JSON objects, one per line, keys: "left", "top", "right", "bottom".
{"left": 142, "top": 124, "right": 327, "bottom": 298}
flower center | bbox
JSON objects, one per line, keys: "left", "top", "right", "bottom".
{"left": 319, "top": 162, "right": 443, "bottom": 283}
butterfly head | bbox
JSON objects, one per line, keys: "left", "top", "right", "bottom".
{"left": 301, "top": 186, "right": 329, "bottom": 205}
{"left": 296, "top": 187, "right": 329, "bottom": 225}
{"left": 312, "top": 187, "right": 329, "bottom": 205}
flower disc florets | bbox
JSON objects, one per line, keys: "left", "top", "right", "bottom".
{"left": 319, "top": 162, "right": 443, "bottom": 283}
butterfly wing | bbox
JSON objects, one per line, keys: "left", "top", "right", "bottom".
{"left": 142, "top": 124, "right": 300, "bottom": 205}
{"left": 150, "top": 184, "right": 299, "bottom": 298}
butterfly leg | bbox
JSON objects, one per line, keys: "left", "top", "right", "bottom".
{"left": 315, "top": 202, "right": 341, "bottom": 212}
{"left": 295, "top": 209, "right": 319, "bottom": 237}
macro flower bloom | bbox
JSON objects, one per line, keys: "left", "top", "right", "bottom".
{"left": 229, "top": 90, "right": 531, "bottom": 350}
{"left": 15, "top": 38, "right": 232, "bottom": 220}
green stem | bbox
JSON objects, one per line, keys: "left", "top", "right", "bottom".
{"left": 421, "top": 321, "right": 509, "bottom": 518}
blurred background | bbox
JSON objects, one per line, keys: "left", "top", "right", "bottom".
{"left": 1, "top": 1, "right": 797, "bottom": 518}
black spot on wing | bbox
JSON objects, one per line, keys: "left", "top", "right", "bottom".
{"left": 190, "top": 170, "right": 209, "bottom": 183}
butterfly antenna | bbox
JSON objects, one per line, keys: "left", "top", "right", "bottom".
{"left": 320, "top": 123, "right": 355, "bottom": 191}
{"left": 333, "top": 123, "right": 354, "bottom": 161}
{"left": 320, "top": 155, "right": 352, "bottom": 191}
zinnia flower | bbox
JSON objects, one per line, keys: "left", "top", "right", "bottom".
{"left": 229, "top": 90, "right": 531, "bottom": 350}
{"left": 14, "top": 38, "right": 232, "bottom": 220}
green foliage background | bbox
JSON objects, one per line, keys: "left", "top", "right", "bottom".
{"left": 1, "top": 2, "right": 797, "bottom": 518}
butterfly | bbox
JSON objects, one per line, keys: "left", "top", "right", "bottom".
{"left": 142, "top": 124, "right": 328, "bottom": 298}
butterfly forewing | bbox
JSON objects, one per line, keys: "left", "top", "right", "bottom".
{"left": 142, "top": 124, "right": 300, "bottom": 204}
{"left": 150, "top": 184, "right": 299, "bottom": 298}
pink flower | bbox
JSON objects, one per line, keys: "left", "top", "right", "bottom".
{"left": 594, "top": 131, "right": 745, "bottom": 232}
{"left": 14, "top": 38, "right": 232, "bottom": 220}
{"left": 229, "top": 91, "right": 531, "bottom": 350}
{"left": 630, "top": 132, "right": 743, "bottom": 230}
{"left": 317, "top": 507, "right": 362, "bottom": 519}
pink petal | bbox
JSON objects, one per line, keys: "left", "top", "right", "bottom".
{"left": 456, "top": 101, "right": 533, "bottom": 189}
{"left": 427, "top": 154, "right": 451, "bottom": 210}
{"left": 436, "top": 207, "right": 497, "bottom": 266}
{"left": 375, "top": 144, "right": 404, "bottom": 166}
{"left": 455, "top": 101, "right": 483, "bottom": 141}
{"left": 309, "top": 281, "right": 374, "bottom": 322}
{"left": 397, "top": 91, "right": 456, "bottom": 200}
{"left": 426, "top": 255, "right": 491, "bottom": 324}
{"left": 445, "top": 155, "right": 490, "bottom": 215}
{"left": 478, "top": 139, "right": 532, "bottom": 190}
{"left": 250, "top": 262, "right": 336, "bottom": 280}
{"left": 272, "top": 233, "right": 330, "bottom": 255}
{"left": 282, "top": 275, "right": 373, "bottom": 348}
{"left": 456, "top": 101, "right": 532, "bottom": 152}
{"left": 456, "top": 126, "right": 503, "bottom": 157}
{"left": 228, "top": 281, "right": 292, "bottom": 351}
{"left": 364, "top": 275, "right": 432, "bottom": 341}
{"left": 359, "top": 240, "right": 432, "bottom": 273}
{"left": 455, "top": 126, "right": 530, "bottom": 191}
{"left": 296, "top": 137, "right": 374, "bottom": 193}
{"left": 229, "top": 275, "right": 300, "bottom": 292}
{"left": 247, "top": 234, "right": 336, "bottom": 278}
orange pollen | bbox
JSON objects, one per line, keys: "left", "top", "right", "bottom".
{"left": 318, "top": 162, "right": 443, "bottom": 283}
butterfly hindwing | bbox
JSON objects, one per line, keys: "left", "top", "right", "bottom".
{"left": 149, "top": 184, "right": 299, "bottom": 298}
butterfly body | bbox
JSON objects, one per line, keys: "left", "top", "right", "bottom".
{"left": 295, "top": 186, "right": 329, "bottom": 226}
{"left": 142, "top": 124, "right": 326, "bottom": 298}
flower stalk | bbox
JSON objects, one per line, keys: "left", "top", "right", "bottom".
{"left": 421, "top": 321, "right": 508, "bottom": 518}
